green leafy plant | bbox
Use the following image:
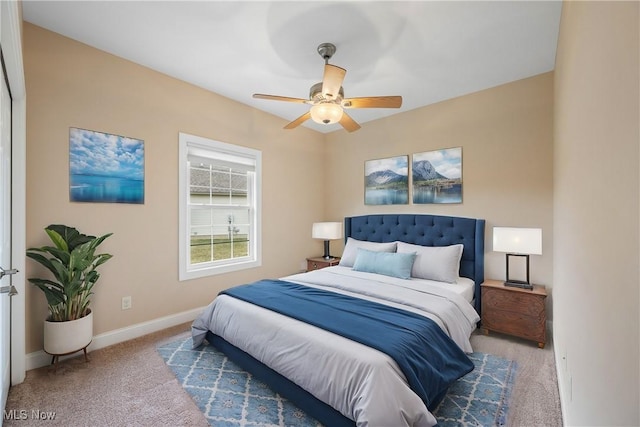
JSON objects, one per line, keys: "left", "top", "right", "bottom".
{"left": 26, "top": 224, "right": 113, "bottom": 322}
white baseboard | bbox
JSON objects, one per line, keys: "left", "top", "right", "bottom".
{"left": 25, "top": 306, "right": 207, "bottom": 371}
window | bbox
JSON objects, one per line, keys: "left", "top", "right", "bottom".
{"left": 179, "top": 133, "right": 261, "bottom": 280}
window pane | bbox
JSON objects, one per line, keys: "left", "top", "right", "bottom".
{"left": 210, "top": 168, "right": 230, "bottom": 196}
{"left": 231, "top": 171, "right": 248, "bottom": 205}
{"left": 232, "top": 224, "right": 250, "bottom": 258}
{"left": 189, "top": 166, "right": 209, "bottom": 203}
{"left": 231, "top": 192, "right": 247, "bottom": 205}
{"left": 231, "top": 172, "right": 247, "bottom": 191}
{"left": 190, "top": 232, "right": 212, "bottom": 264}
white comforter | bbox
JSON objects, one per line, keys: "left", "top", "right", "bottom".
{"left": 192, "top": 266, "right": 480, "bottom": 427}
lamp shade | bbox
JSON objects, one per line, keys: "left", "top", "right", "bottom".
{"left": 312, "top": 222, "right": 343, "bottom": 240}
{"left": 493, "top": 227, "right": 542, "bottom": 255}
{"left": 310, "top": 103, "right": 343, "bottom": 125}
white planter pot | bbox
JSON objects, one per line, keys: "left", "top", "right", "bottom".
{"left": 43, "top": 310, "right": 93, "bottom": 356}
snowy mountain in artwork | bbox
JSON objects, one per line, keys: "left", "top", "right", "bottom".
{"left": 412, "top": 160, "right": 448, "bottom": 181}
{"left": 365, "top": 170, "right": 408, "bottom": 187}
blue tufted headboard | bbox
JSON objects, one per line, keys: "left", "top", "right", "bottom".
{"left": 344, "top": 214, "right": 485, "bottom": 314}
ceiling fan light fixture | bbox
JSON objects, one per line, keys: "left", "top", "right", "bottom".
{"left": 310, "top": 103, "right": 343, "bottom": 125}
{"left": 253, "top": 42, "right": 401, "bottom": 132}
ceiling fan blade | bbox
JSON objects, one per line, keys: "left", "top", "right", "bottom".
{"left": 339, "top": 111, "right": 361, "bottom": 133}
{"left": 322, "top": 64, "right": 346, "bottom": 99}
{"left": 342, "top": 96, "right": 403, "bottom": 109}
{"left": 253, "top": 93, "right": 308, "bottom": 104}
{"left": 284, "top": 111, "right": 311, "bottom": 129}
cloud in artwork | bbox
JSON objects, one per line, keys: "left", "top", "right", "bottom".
{"left": 365, "top": 155, "right": 408, "bottom": 176}
{"left": 69, "top": 128, "right": 144, "bottom": 180}
{"left": 413, "top": 147, "right": 461, "bottom": 179}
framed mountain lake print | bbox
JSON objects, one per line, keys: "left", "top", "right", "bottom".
{"left": 364, "top": 155, "right": 409, "bottom": 205}
{"left": 69, "top": 127, "right": 145, "bottom": 204}
{"left": 412, "top": 147, "right": 462, "bottom": 204}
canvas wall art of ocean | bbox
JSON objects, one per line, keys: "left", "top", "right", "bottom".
{"left": 69, "top": 127, "right": 145, "bottom": 204}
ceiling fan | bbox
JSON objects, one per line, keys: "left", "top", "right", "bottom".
{"left": 253, "top": 43, "right": 403, "bottom": 133}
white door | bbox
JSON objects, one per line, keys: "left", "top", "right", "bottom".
{"left": 0, "top": 0, "right": 27, "bottom": 397}
{"left": 0, "top": 55, "right": 16, "bottom": 412}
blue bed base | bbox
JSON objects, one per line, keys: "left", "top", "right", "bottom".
{"left": 206, "top": 213, "right": 485, "bottom": 426}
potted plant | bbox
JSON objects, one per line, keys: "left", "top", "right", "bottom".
{"left": 26, "top": 224, "right": 113, "bottom": 357}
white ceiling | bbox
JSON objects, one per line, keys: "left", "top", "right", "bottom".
{"left": 22, "top": 1, "right": 562, "bottom": 134}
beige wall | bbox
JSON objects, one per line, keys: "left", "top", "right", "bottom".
{"left": 554, "top": 2, "right": 639, "bottom": 425}
{"left": 325, "top": 73, "right": 555, "bottom": 290}
{"left": 23, "top": 23, "right": 326, "bottom": 353}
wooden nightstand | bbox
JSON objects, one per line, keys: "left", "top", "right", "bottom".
{"left": 481, "top": 279, "right": 547, "bottom": 348}
{"left": 306, "top": 257, "right": 340, "bottom": 272}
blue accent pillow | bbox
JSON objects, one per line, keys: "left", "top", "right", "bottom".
{"left": 338, "top": 238, "right": 397, "bottom": 267}
{"left": 352, "top": 248, "right": 417, "bottom": 280}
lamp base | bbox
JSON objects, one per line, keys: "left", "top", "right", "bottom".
{"left": 504, "top": 280, "right": 534, "bottom": 290}
{"left": 322, "top": 240, "right": 334, "bottom": 260}
{"left": 504, "top": 253, "right": 533, "bottom": 290}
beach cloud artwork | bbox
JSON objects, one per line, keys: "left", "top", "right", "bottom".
{"left": 69, "top": 127, "right": 145, "bottom": 204}
{"left": 412, "top": 147, "right": 462, "bottom": 204}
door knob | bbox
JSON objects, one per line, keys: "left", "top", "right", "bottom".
{"left": 0, "top": 267, "right": 19, "bottom": 296}
{"left": 0, "top": 267, "right": 18, "bottom": 279}
{"left": 0, "top": 285, "right": 17, "bottom": 296}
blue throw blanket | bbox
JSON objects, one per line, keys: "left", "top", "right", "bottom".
{"left": 221, "top": 279, "right": 474, "bottom": 409}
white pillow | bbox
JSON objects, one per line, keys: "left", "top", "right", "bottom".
{"left": 339, "top": 238, "right": 397, "bottom": 267}
{"left": 396, "top": 241, "right": 463, "bottom": 283}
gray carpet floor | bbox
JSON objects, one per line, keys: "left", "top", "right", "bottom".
{"left": 470, "top": 331, "right": 563, "bottom": 427}
{"left": 5, "top": 324, "right": 562, "bottom": 426}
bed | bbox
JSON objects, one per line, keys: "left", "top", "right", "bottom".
{"left": 192, "top": 213, "right": 485, "bottom": 427}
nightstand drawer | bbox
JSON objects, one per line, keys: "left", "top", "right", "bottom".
{"left": 306, "top": 257, "right": 340, "bottom": 271}
{"left": 482, "top": 309, "right": 546, "bottom": 342}
{"left": 482, "top": 287, "right": 544, "bottom": 317}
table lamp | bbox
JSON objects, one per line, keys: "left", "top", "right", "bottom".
{"left": 493, "top": 227, "right": 542, "bottom": 289}
{"left": 312, "top": 222, "right": 343, "bottom": 260}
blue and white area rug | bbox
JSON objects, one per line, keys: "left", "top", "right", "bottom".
{"left": 157, "top": 337, "right": 516, "bottom": 427}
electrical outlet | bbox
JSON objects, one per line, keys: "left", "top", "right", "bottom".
{"left": 122, "top": 296, "right": 132, "bottom": 310}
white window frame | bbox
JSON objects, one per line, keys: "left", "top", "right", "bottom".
{"left": 179, "top": 132, "right": 261, "bottom": 281}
